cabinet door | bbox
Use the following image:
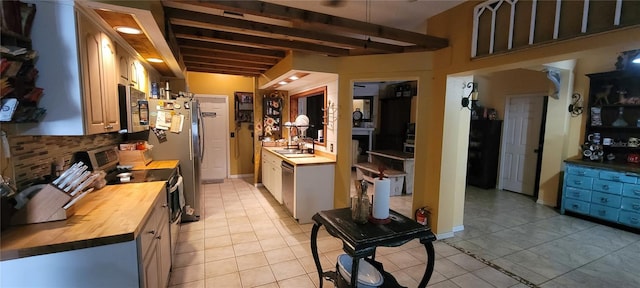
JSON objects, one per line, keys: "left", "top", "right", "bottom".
{"left": 118, "top": 54, "right": 129, "bottom": 82}
{"left": 130, "top": 57, "right": 139, "bottom": 89}
{"left": 100, "top": 32, "right": 119, "bottom": 132}
{"left": 78, "top": 15, "right": 106, "bottom": 135}
{"left": 143, "top": 240, "right": 159, "bottom": 288}
{"left": 158, "top": 220, "right": 171, "bottom": 288}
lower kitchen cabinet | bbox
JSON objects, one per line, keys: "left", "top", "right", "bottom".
{"left": 140, "top": 191, "right": 171, "bottom": 288}
{"left": 0, "top": 187, "right": 171, "bottom": 288}
{"left": 562, "top": 161, "right": 640, "bottom": 230}
{"left": 262, "top": 149, "right": 283, "bottom": 203}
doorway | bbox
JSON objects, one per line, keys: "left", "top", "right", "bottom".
{"left": 351, "top": 80, "right": 417, "bottom": 218}
{"left": 499, "top": 94, "right": 546, "bottom": 196}
{"left": 198, "top": 95, "right": 229, "bottom": 182}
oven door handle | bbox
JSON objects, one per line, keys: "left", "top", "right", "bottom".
{"left": 169, "top": 175, "right": 183, "bottom": 193}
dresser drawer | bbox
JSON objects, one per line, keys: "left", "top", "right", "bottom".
{"left": 565, "top": 175, "right": 593, "bottom": 190}
{"left": 618, "top": 211, "right": 640, "bottom": 228}
{"left": 622, "top": 183, "right": 640, "bottom": 199}
{"left": 589, "top": 203, "right": 619, "bottom": 222}
{"left": 566, "top": 165, "right": 599, "bottom": 177}
{"left": 592, "top": 179, "right": 623, "bottom": 195}
{"left": 564, "top": 187, "right": 592, "bottom": 202}
{"left": 591, "top": 191, "right": 622, "bottom": 208}
{"left": 599, "top": 171, "right": 637, "bottom": 183}
{"left": 621, "top": 197, "right": 640, "bottom": 213}
{"left": 563, "top": 198, "right": 590, "bottom": 215}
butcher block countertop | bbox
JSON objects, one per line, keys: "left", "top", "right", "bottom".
{"left": 131, "top": 160, "right": 179, "bottom": 170}
{"left": 0, "top": 182, "right": 166, "bottom": 261}
{"left": 263, "top": 147, "right": 336, "bottom": 165}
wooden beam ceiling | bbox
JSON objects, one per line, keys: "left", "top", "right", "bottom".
{"left": 163, "top": 0, "right": 449, "bottom": 77}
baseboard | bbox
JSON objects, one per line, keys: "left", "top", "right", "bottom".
{"left": 254, "top": 183, "right": 264, "bottom": 188}
{"left": 452, "top": 225, "right": 464, "bottom": 232}
{"left": 536, "top": 198, "right": 556, "bottom": 207}
{"left": 436, "top": 231, "right": 455, "bottom": 239}
{"left": 229, "top": 173, "right": 254, "bottom": 179}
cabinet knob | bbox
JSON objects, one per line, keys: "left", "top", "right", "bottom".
{"left": 612, "top": 176, "right": 620, "bottom": 180}
{"left": 632, "top": 204, "right": 640, "bottom": 210}
{"left": 572, "top": 204, "right": 579, "bottom": 209}
{"left": 105, "top": 125, "right": 113, "bottom": 129}
{"left": 156, "top": 235, "right": 162, "bottom": 240}
{"left": 602, "top": 185, "right": 609, "bottom": 190}
{"left": 600, "top": 198, "right": 608, "bottom": 203}
{"left": 162, "top": 204, "right": 168, "bottom": 208}
{"left": 148, "top": 230, "right": 156, "bottom": 235}
{"left": 574, "top": 181, "right": 582, "bottom": 185}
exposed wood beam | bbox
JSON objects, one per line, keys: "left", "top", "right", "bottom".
{"left": 177, "top": 38, "right": 285, "bottom": 59}
{"left": 185, "top": 63, "right": 263, "bottom": 76}
{"left": 173, "top": 0, "right": 448, "bottom": 49}
{"left": 164, "top": 6, "right": 404, "bottom": 53}
{"left": 172, "top": 24, "right": 350, "bottom": 56}
{"left": 180, "top": 47, "right": 280, "bottom": 65}
{"left": 182, "top": 55, "right": 272, "bottom": 70}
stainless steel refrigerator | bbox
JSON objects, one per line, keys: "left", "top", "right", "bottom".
{"left": 147, "top": 97, "right": 203, "bottom": 222}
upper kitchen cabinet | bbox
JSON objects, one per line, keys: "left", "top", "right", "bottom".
{"left": 14, "top": 1, "right": 119, "bottom": 135}
{"left": 77, "top": 13, "right": 119, "bottom": 135}
{"left": 116, "top": 45, "right": 148, "bottom": 93}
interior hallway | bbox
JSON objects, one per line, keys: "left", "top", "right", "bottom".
{"left": 168, "top": 178, "right": 521, "bottom": 288}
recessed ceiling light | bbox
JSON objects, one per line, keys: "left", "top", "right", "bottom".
{"left": 289, "top": 76, "right": 299, "bottom": 80}
{"left": 146, "top": 58, "right": 164, "bottom": 63}
{"left": 114, "top": 26, "right": 142, "bottom": 35}
{"left": 633, "top": 54, "right": 640, "bottom": 64}
{"left": 278, "top": 81, "right": 288, "bottom": 85}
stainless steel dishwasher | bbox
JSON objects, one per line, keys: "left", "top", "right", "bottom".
{"left": 281, "top": 161, "right": 295, "bottom": 217}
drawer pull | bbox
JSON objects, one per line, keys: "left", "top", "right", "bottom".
{"left": 148, "top": 230, "right": 156, "bottom": 235}
{"left": 572, "top": 192, "right": 580, "bottom": 197}
{"left": 577, "top": 172, "right": 585, "bottom": 176}
{"left": 634, "top": 190, "right": 640, "bottom": 195}
{"left": 574, "top": 180, "right": 582, "bottom": 185}
{"left": 602, "top": 185, "right": 609, "bottom": 190}
{"left": 572, "top": 204, "right": 579, "bottom": 209}
{"left": 632, "top": 204, "right": 640, "bottom": 210}
{"left": 612, "top": 176, "right": 620, "bottom": 180}
{"left": 631, "top": 218, "right": 639, "bottom": 224}
{"left": 598, "top": 210, "right": 606, "bottom": 216}
{"left": 600, "top": 198, "right": 608, "bottom": 203}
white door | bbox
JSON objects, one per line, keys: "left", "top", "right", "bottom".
{"left": 499, "top": 95, "right": 544, "bottom": 195}
{"left": 199, "top": 96, "right": 228, "bottom": 182}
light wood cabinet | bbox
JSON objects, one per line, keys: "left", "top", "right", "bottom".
{"left": 262, "top": 149, "right": 283, "bottom": 203}
{"left": 139, "top": 189, "right": 171, "bottom": 288}
{"left": 77, "top": 13, "right": 119, "bottom": 135}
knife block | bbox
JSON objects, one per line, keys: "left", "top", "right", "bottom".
{"left": 11, "top": 184, "right": 78, "bottom": 225}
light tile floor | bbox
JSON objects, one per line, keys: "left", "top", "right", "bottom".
{"left": 168, "top": 178, "right": 518, "bottom": 288}
{"left": 444, "top": 185, "right": 640, "bottom": 288}
{"left": 169, "top": 179, "right": 640, "bottom": 288}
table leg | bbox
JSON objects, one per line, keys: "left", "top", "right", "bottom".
{"left": 351, "top": 256, "right": 360, "bottom": 288}
{"left": 310, "top": 222, "right": 323, "bottom": 287}
{"left": 417, "top": 241, "right": 435, "bottom": 288}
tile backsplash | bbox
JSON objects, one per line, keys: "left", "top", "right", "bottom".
{"left": 8, "top": 133, "right": 121, "bottom": 189}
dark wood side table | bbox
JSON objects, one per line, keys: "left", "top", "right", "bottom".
{"left": 310, "top": 208, "right": 436, "bottom": 288}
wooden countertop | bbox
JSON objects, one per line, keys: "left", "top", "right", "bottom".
{"left": 0, "top": 182, "right": 166, "bottom": 261}
{"left": 263, "top": 147, "right": 336, "bottom": 165}
{"left": 131, "top": 160, "right": 179, "bottom": 170}
{"left": 367, "top": 150, "right": 414, "bottom": 160}
{"left": 565, "top": 157, "right": 640, "bottom": 174}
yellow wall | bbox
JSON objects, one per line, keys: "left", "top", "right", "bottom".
{"left": 428, "top": 1, "right": 640, "bottom": 232}
{"left": 187, "top": 72, "right": 256, "bottom": 176}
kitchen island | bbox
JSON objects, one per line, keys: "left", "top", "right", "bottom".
{"left": 0, "top": 182, "right": 169, "bottom": 287}
{"left": 262, "top": 147, "right": 335, "bottom": 224}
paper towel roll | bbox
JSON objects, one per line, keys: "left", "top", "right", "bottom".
{"left": 373, "top": 178, "right": 390, "bottom": 219}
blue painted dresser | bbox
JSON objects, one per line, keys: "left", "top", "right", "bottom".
{"left": 562, "top": 161, "right": 640, "bottom": 229}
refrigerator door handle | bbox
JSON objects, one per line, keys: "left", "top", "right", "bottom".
{"left": 199, "top": 109, "right": 205, "bottom": 162}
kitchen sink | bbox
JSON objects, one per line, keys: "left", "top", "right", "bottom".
{"left": 274, "top": 149, "right": 315, "bottom": 158}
